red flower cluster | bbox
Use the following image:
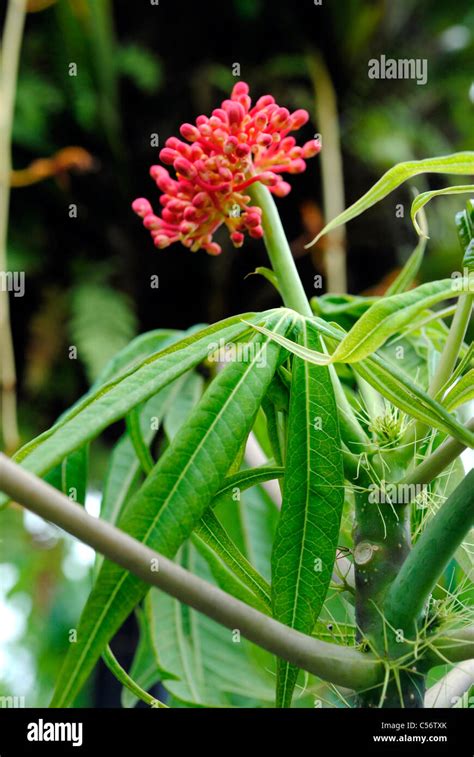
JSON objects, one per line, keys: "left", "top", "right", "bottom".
{"left": 132, "top": 82, "right": 320, "bottom": 255}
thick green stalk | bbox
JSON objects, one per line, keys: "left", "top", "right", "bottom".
{"left": 384, "top": 470, "right": 474, "bottom": 635}
{"left": 411, "top": 293, "right": 472, "bottom": 447}
{"left": 0, "top": 453, "right": 382, "bottom": 691}
{"left": 353, "top": 470, "right": 425, "bottom": 707}
{"left": 429, "top": 294, "right": 473, "bottom": 398}
{"left": 248, "top": 182, "right": 312, "bottom": 316}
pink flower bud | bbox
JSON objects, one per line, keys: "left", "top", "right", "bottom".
{"left": 245, "top": 210, "right": 261, "bottom": 227}
{"left": 165, "top": 136, "right": 183, "bottom": 150}
{"left": 232, "top": 82, "right": 249, "bottom": 98}
{"left": 256, "top": 133, "right": 273, "bottom": 147}
{"left": 206, "top": 242, "right": 222, "bottom": 255}
{"left": 230, "top": 231, "right": 245, "bottom": 247}
{"left": 183, "top": 205, "right": 198, "bottom": 221}
{"left": 253, "top": 95, "right": 274, "bottom": 110}
{"left": 235, "top": 143, "right": 251, "bottom": 158}
{"left": 162, "top": 208, "right": 179, "bottom": 224}
{"left": 180, "top": 123, "right": 200, "bottom": 142}
{"left": 259, "top": 171, "right": 279, "bottom": 186}
{"left": 159, "top": 148, "right": 177, "bottom": 165}
{"left": 174, "top": 157, "right": 197, "bottom": 180}
{"left": 249, "top": 225, "right": 264, "bottom": 239}
{"left": 132, "top": 198, "right": 152, "bottom": 218}
{"left": 271, "top": 181, "right": 291, "bottom": 197}
{"left": 271, "top": 107, "right": 290, "bottom": 128}
{"left": 154, "top": 235, "right": 171, "bottom": 249}
{"left": 290, "top": 109, "right": 309, "bottom": 129}
{"left": 212, "top": 108, "right": 227, "bottom": 122}
{"left": 223, "top": 100, "right": 245, "bottom": 126}
{"left": 143, "top": 213, "right": 160, "bottom": 230}
{"left": 302, "top": 139, "right": 321, "bottom": 158}
{"left": 288, "top": 158, "right": 306, "bottom": 174}
{"left": 179, "top": 220, "right": 196, "bottom": 235}
{"left": 254, "top": 112, "right": 268, "bottom": 129}
{"left": 192, "top": 192, "right": 208, "bottom": 208}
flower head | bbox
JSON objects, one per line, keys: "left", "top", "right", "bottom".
{"left": 132, "top": 82, "right": 320, "bottom": 255}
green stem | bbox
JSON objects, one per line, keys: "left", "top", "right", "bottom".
{"left": 384, "top": 470, "right": 474, "bottom": 635}
{"left": 429, "top": 294, "right": 473, "bottom": 398}
{"left": 102, "top": 645, "right": 168, "bottom": 708}
{"left": 352, "top": 475, "right": 418, "bottom": 707}
{"left": 248, "top": 182, "right": 312, "bottom": 316}
{"left": 399, "top": 417, "right": 474, "bottom": 489}
{"left": 0, "top": 452, "right": 382, "bottom": 692}
{"left": 428, "top": 626, "right": 474, "bottom": 666}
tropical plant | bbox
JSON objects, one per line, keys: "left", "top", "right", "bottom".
{"left": 1, "top": 81, "right": 473, "bottom": 710}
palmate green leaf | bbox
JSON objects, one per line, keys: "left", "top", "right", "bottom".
{"left": 0, "top": 313, "right": 268, "bottom": 510}
{"left": 271, "top": 320, "right": 345, "bottom": 708}
{"left": 145, "top": 546, "right": 275, "bottom": 706}
{"left": 194, "top": 510, "right": 272, "bottom": 613}
{"left": 50, "top": 313, "right": 291, "bottom": 707}
{"left": 411, "top": 186, "right": 474, "bottom": 237}
{"left": 248, "top": 319, "right": 474, "bottom": 448}
{"left": 308, "top": 151, "right": 474, "bottom": 246}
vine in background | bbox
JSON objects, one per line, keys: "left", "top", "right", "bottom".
{"left": 0, "top": 0, "right": 27, "bottom": 453}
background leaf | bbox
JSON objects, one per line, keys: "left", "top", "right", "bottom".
{"left": 145, "top": 545, "right": 275, "bottom": 706}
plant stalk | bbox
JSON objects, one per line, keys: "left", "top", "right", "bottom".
{"left": 307, "top": 51, "right": 347, "bottom": 293}
{"left": 249, "top": 182, "right": 312, "bottom": 316}
{"left": 0, "top": 0, "right": 26, "bottom": 453}
{"left": 0, "top": 452, "right": 382, "bottom": 692}
{"left": 429, "top": 294, "right": 473, "bottom": 399}
{"left": 353, "top": 469, "right": 427, "bottom": 707}
{"left": 384, "top": 470, "right": 474, "bottom": 635}
{"left": 399, "top": 417, "right": 474, "bottom": 489}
